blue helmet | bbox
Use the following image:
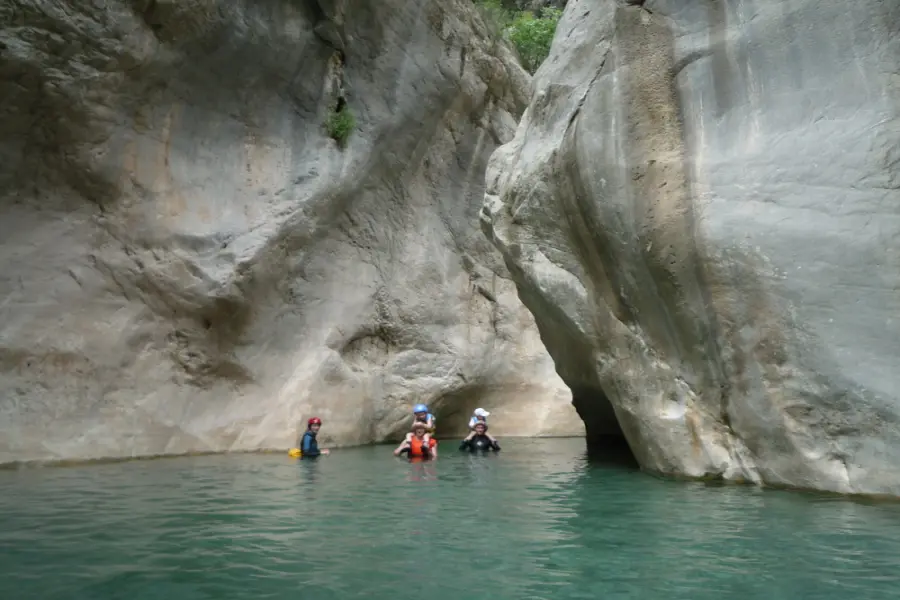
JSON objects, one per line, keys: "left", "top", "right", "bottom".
{"left": 413, "top": 403, "right": 429, "bottom": 414}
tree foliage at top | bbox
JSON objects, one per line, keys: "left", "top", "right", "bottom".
{"left": 475, "top": 1, "right": 562, "bottom": 75}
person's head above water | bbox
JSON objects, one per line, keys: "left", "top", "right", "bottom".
{"left": 473, "top": 408, "right": 490, "bottom": 420}
{"left": 473, "top": 422, "right": 487, "bottom": 435}
{"left": 307, "top": 417, "right": 322, "bottom": 433}
{"left": 413, "top": 403, "right": 429, "bottom": 419}
{"left": 411, "top": 421, "right": 428, "bottom": 437}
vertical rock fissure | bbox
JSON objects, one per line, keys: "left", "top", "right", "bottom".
{"left": 616, "top": 3, "right": 731, "bottom": 415}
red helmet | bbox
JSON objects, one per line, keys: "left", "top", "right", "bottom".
{"left": 308, "top": 417, "right": 322, "bottom": 427}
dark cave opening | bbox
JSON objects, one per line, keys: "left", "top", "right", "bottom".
{"left": 571, "top": 385, "right": 640, "bottom": 469}
{"left": 431, "top": 386, "right": 486, "bottom": 440}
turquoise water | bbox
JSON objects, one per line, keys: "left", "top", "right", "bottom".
{"left": 2, "top": 438, "right": 899, "bottom": 599}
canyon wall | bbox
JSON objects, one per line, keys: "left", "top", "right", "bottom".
{"left": 483, "top": 0, "right": 900, "bottom": 495}
{"left": 0, "top": 0, "right": 584, "bottom": 464}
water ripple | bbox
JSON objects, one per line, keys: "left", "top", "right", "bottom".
{"left": 2, "top": 439, "right": 900, "bottom": 600}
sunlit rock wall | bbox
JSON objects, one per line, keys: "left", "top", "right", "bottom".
{"left": 0, "top": 0, "right": 584, "bottom": 463}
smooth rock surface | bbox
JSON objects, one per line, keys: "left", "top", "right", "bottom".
{"left": 483, "top": 0, "right": 900, "bottom": 495}
{"left": 0, "top": 0, "right": 583, "bottom": 464}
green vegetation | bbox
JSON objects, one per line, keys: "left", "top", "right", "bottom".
{"left": 506, "top": 8, "right": 562, "bottom": 74}
{"left": 326, "top": 103, "right": 356, "bottom": 147}
{"left": 475, "top": 1, "right": 562, "bottom": 74}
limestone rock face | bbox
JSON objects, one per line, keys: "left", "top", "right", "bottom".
{"left": 0, "top": 0, "right": 583, "bottom": 464}
{"left": 483, "top": 0, "right": 900, "bottom": 495}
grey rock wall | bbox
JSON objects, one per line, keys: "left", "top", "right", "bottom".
{"left": 483, "top": 0, "right": 900, "bottom": 495}
{"left": 0, "top": 0, "right": 583, "bottom": 464}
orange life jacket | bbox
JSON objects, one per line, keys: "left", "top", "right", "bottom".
{"left": 409, "top": 436, "right": 436, "bottom": 457}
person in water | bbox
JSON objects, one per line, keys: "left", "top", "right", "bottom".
{"left": 298, "top": 417, "right": 330, "bottom": 458}
{"left": 394, "top": 422, "right": 438, "bottom": 459}
{"left": 412, "top": 403, "right": 436, "bottom": 434}
{"left": 405, "top": 403, "right": 436, "bottom": 447}
{"left": 459, "top": 421, "right": 500, "bottom": 452}
{"left": 467, "top": 408, "right": 498, "bottom": 445}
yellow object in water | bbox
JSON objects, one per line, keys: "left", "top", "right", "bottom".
{"left": 288, "top": 448, "right": 302, "bottom": 458}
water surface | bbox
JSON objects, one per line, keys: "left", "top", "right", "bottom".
{"left": 2, "top": 438, "right": 899, "bottom": 599}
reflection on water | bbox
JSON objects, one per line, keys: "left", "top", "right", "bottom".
{"left": 1, "top": 438, "right": 899, "bottom": 600}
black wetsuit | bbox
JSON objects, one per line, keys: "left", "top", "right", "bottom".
{"left": 459, "top": 435, "right": 500, "bottom": 452}
{"left": 299, "top": 430, "right": 321, "bottom": 458}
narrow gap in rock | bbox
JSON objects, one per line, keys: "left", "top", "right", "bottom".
{"left": 571, "top": 385, "right": 640, "bottom": 469}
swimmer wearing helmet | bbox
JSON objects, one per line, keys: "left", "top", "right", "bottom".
{"left": 394, "top": 421, "right": 438, "bottom": 459}
{"left": 467, "top": 408, "right": 499, "bottom": 446}
{"left": 412, "top": 403, "right": 436, "bottom": 433}
{"left": 403, "top": 403, "right": 435, "bottom": 447}
{"left": 297, "top": 417, "right": 330, "bottom": 458}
